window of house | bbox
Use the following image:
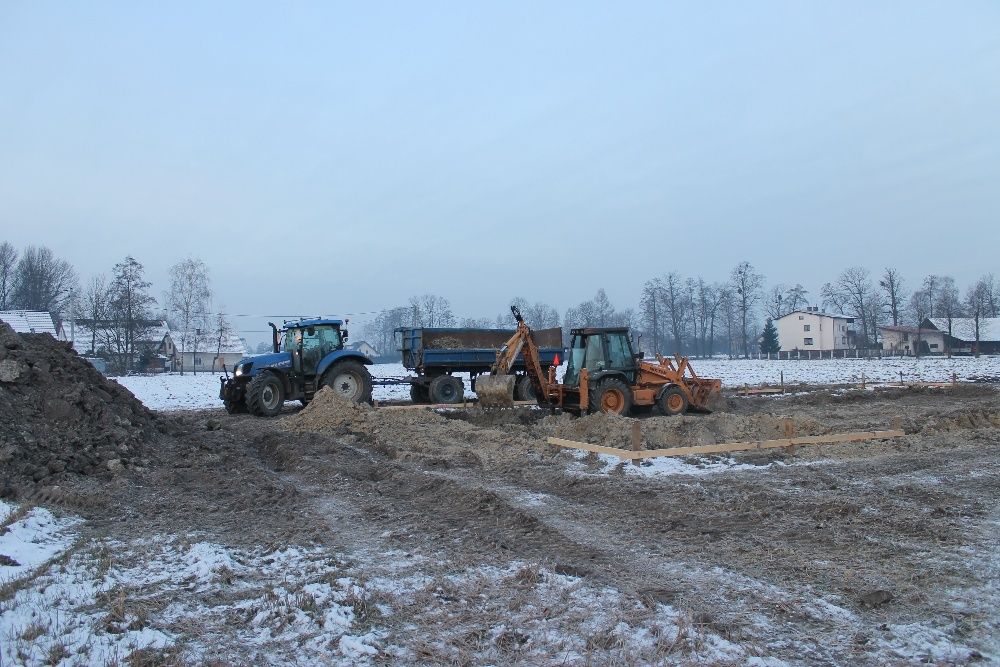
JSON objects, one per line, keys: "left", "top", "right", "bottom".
{"left": 195, "top": 357, "right": 202, "bottom": 365}
{"left": 803, "top": 325, "right": 811, "bottom": 332}
{"left": 804, "top": 337, "right": 814, "bottom": 346}
{"left": 846, "top": 318, "right": 855, "bottom": 323}
{"left": 930, "top": 343, "right": 939, "bottom": 349}
{"left": 903, "top": 333, "right": 909, "bottom": 342}
{"left": 798, "top": 315, "right": 804, "bottom": 320}
{"left": 841, "top": 337, "right": 846, "bottom": 344}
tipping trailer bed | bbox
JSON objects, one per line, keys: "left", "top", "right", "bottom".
{"left": 383, "top": 327, "right": 564, "bottom": 403}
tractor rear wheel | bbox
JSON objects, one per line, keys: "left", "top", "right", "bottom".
{"left": 590, "top": 378, "right": 633, "bottom": 416}
{"left": 322, "top": 361, "right": 373, "bottom": 403}
{"left": 657, "top": 386, "right": 688, "bottom": 416}
{"left": 515, "top": 375, "right": 536, "bottom": 401}
{"left": 246, "top": 372, "right": 285, "bottom": 417}
{"left": 429, "top": 375, "right": 464, "bottom": 404}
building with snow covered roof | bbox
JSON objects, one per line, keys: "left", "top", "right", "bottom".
{"left": 775, "top": 307, "right": 858, "bottom": 353}
{"left": 69, "top": 319, "right": 177, "bottom": 372}
{"left": 178, "top": 330, "right": 248, "bottom": 373}
{"left": 0, "top": 310, "right": 64, "bottom": 338}
{"left": 921, "top": 318, "right": 1000, "bottom": 355}
{"left": 879, "top": 325, "right": 946, "bottom": 355}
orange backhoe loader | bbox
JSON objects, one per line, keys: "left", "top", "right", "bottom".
{"left": 476, "top": 306, "right": 722, "bottom": 415}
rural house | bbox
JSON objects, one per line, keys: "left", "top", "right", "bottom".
{"left": 774, "top": 308, "right": 857, "bottom": 356}
{"left": 346, "top": 340, "right": 379, "bottom": 358}
{"left": 878, "top": 325, "right": 946, "bottom": 355}
{"left": 178, "top": 330, "right": 248, "bottom": 372}
{"left": 70, "top": 319, "right": 177, "bottom": 372}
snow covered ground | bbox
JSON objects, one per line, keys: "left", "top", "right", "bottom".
{"left": 116, "top": 356, "right": 1000, "bottom": 412}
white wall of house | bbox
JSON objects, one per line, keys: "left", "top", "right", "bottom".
{"left": 880, "top": 328, "right": 945, "bottom": 354}
{"left": 181, "top": 351, "right": 245, "bottom": 372}
{"left": 776, "top": 310, "right": 856, "bottom": 352}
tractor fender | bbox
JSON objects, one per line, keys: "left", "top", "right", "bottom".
{"left": 316, "top": 350, "right": 373, "bottom": 378}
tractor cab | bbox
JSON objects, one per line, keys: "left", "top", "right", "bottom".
{"left": 562, "top": 327, "right": 640, "bottom": 388}
{"left": 278, "top": 319, "right": 347, "bottom": 377}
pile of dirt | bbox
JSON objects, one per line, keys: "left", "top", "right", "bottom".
{"left": 0, "top": 323, "right": 161, "bottom": 485}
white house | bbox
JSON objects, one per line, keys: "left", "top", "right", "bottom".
{"left": 924, "top": 317, "right": 1000, "bottom": 355}
{"left": 878, "top": 325, "right": 946, "bottom": 355}
{"left": 346, "top": 340, "right": 379, "bottom": 358}
{"left": 775, "top": 307, "right": 857, "bottom": 352}
{"left": 178, "top": 331, "right": 248, "bottom": 372}
{"left": 0, "top": 310, "right": 64, "bottom": 338}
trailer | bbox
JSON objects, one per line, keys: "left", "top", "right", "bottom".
{"left": 381, "top": 326, "right": 564, "bottom": 404}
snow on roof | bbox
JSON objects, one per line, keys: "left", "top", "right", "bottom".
{"left": 927, "top": 317, "right": 1000, "bottom": 342}
{"left": 179, "top": 329, "right": 247, "bottom": 355}
{"left": 0, "top": 310, "right": 58, "bottom": 336}
{"left": 776, "top": 309, "right": 852, "bottom": 321}
{"left": 70, "top": 319, "right": 172, "bottom": 354}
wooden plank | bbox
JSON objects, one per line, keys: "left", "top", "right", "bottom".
{"left": 546, "top": 430, "right": 905, "bottom": 460}
{"left": 378, "top": 399, "right": 537, "bottom": 411}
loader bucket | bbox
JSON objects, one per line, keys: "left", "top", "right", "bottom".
{"left": 476, "top": 374, "right": 516, "bottom": 408}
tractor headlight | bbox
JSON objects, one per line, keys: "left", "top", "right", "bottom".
{"left": 235, "top": 362, "right": 253, "bottom": 377}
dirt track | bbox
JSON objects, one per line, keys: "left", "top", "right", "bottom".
{"left": 28, "top": 384, "right": 1000, "bottom": 664}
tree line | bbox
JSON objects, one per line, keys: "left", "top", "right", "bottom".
{"left": 1, "top": 241, "right": 233, "bottom": 374}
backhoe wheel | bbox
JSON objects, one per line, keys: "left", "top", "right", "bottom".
{"left": 590, "top": 378, "right": 633, "bottom": 416}
{"left": 246, "top": 372, "right": 285, "bottom": 417}
{"left": 657, "top": 386, "right": 688, "bottom": 416}
{"left": 429, "top": 375, "right": 464, "bottom": 404}
{"left": 410, "top": 383, "right": 430, "bottom": 404}
{"left": 322, "top": 361, "right": 374, "bottom": 403}
{"left": 515, "top": 375, "right": 536, "bottom": 401}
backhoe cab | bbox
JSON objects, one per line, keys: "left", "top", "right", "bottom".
{"left": 220, "top": 318, "right": 373, "bottom": 417}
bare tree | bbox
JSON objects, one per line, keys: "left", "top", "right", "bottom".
{"left": 784, "top": 284, "right": 809, "bottom": 312}
{"left": 364, "top": 306, "right": 410, "bottom": 356}
{"left": 966, "top": 277, "right": 991, "bottom": 357}
{"left": 934, "top": 276, "right": 963, "bottom": 342}
{"left": 168, "top": 258, "right": 211, "bottom": 375}
{"left": 730, "top": 262, "right": 764, "bottom": 358}
{"left": 409, "top": 294, "right": 455, "bottom": 327}
{"left": 212, "top": 309, "right": 235, "bottom": 372}
{"left": 718, "top": 287, "right": 738, "bottom": 358}
{"left": 824, "top": 267, "right": 877, "bottom": 351}
{"left": 983, "top": 273, "right": 1000, "bottom": 318}
{"left": 79, "top": 274, "right": 111, "bottom": 355}
{"left": 640, "top": 278, "right": 663, "bottom": 355}
{"left": 921, "top": 275, "right": 940, "bottom": 318}
{"left": 879, "top": 267, "right": 906, "bottom": 326}
{"left": 10, "top": 245, "right": 78, "bottom": 316}
{"left": 524, "top": 301, "right": 560, "bottom": 328}
{"left": 765, "top": 284, "right": 786, "bottom": 320}
{"left": 107, "top": 256, "right": 156, "bottom": 374}
{"left": 661, "top": 273, "right": 688, "bottom": 354}
{"left": 0, "top": 242, "right": 17, "bottom": 310}
{"left": 909, "top": 289, "right": 932, "bottom": 356}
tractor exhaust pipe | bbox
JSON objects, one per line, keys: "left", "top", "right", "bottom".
{"left": 268, "top": 322, "right": 279, "bottom": 353}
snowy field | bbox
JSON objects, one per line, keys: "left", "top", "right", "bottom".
{"left": 116, "top": 356, "right": 1000, "bottom": 412}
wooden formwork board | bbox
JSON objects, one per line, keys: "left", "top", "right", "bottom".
{"left": 377, "top": 400, "right": 537, "bottom": 411}
{"left": 547, "top": 429, "right": 905, "bottom": 460}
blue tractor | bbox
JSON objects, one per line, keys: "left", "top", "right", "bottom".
{"left": 219, "top": 318, "right": 373, "bottom": 416}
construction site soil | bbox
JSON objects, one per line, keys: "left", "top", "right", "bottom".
{"left": 4, "top": 332, "right": 1000, "bottom": 664}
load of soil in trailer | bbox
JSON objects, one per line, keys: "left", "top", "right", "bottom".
{"left": 0, "top": 322, "right": 162, "bottom": 486}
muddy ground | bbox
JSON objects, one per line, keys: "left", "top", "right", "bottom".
{"left": 18, "top": 384, "right": 1000, "bottom": 665}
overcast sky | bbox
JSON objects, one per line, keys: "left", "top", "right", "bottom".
{"left": 1, "top": 2, "right": 998, "bottom": 343}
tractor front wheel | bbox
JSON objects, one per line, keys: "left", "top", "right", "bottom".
{"left": 322, "top": 361, "right": 373, "bottom": 403}
{"left": 590, "top": 378, "right": 633, "bottom": 416}
{"left": 246, "top": 372, "right": 285, "bottom": 417}
{"left": 224, "top": 399, "right": 247, "bottom": 414}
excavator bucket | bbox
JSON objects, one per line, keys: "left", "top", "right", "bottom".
{"left": 476, "top": 374, "right": 516, "bottom": 408}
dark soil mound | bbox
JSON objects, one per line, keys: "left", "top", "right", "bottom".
{"left": 0, "top": 322, "right": 161, "bottom": 485}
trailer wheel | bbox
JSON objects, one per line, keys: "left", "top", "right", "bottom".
{"left": 429, "top": 375, "right": 464, "bottom": 404}
{"left": 410, "top": 383, "right": 430, "bottom": 404}
{"left": 246, "top": 372, "right": 285, "bottom": 417}
{"left": 590, "top": 378, "right": 632, "bottom": 416}
{"left": 657, "top": 386, "right": 688, "bottom": 416}
{"left": 515, "top": 375, "right": 536, "bottom": 401}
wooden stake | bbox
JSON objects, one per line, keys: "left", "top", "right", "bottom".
{"left": 630, "top": 421, "right": 642, "bottom": 467}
